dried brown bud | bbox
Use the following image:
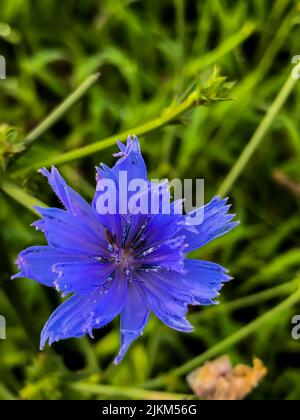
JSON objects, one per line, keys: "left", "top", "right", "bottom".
{"left": 187, "top": 356, "right": 267, "bottom": 400}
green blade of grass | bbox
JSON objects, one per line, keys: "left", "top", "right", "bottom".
{"left": 10, "top": 75, "right": 232, "bottom": 177}
{"left": 1, "top": 181, "right": 46, "bottom": 215}
{"left": 6, "top": 73, "right": 101, "bottom": 170}
{"left": 218, "top": 63, "right": 300, "bottom": 197}
{"left": 184, "top": 22, "right": 256, "bottom": 76}
{"left": 24, "top": 73, "right": 101, "bottom": 145}
{"left": 190, "top": 279, "right": 297, "bottom": 323}
{"left": 10, "top": 91, "right": 200, "bottom": 176}
{"left": 0, "top": 383, "right": 16, "bottom": 400}
{"left": 69, "top": 382, "right": 190, "bottom": 400}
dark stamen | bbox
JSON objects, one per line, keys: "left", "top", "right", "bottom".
{"left": 121, "top": 221, "right": 131, "bottom": 248}
{"left": 103, "top": 271, "right": 116, "bottom": 289}
{"left": 105, "top": 228, "right": 115, "bottom": 246}
{"left": 132, "top": 218, "right": 150, "bottom": 248}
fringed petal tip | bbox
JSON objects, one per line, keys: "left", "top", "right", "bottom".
{"left": 31, "top": 219, "right": 44, "bottom": 232}
{"left": 40, "top": 165, "right": 56, "bottom": 172}
{"left": 39, "top": 340, "right": 45, "bottom": 351}
{"left": 40, "top": 327, "right": 50, "bottom": 350}
{"left": 37, "top": 165, "right": 73, "bottom": 210}
{"left": 40, "top": 333, "right": 59, "bottom": 351}
{"left": 224, "top": 274, "right": 234, "bottom": 283}
{"left": 231, "top": 221, "right": 240, "bottom": 228}
{"left": 183, "top": 196, "right": 239, "bottom": 252}
{"left": 38, "top": 165, "right": 59, "bottom": 182}
{"left": 37, "top": 167, "right": 49, "bottom": 177}
{"left": 113, "top": 330, "right": 145, "bottom": 365}
{"left": 11, "top": 252, "right": 26, "bottom": 280}
{"left": 40, "top": 324, "right": 71, "bottom": 349}
{"left": 113, "top": 344, "right": 127, "bottom": 365}
{"left": 11, "top": 272, "right": 22, "bottom": 280}
{"left": 113, "top": 140, "right": 127, "bottom": 158}
{"left": 113, "top": 135, "right": 141, "bottom": 160}
{"left": 113, "top": 356, "right": 121, "bottom": 365}
{"left": 113, "top": 345, "right": 131, "bottom": 365}
{"left": 95, "top": 162, "right": 116, "bottom": 184}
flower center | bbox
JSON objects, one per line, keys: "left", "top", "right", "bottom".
{"left": 113, "top": 247, "right": 134, "bottom": 269}
{"left": 101, "top": 222, "right": 166, "bottom": 283}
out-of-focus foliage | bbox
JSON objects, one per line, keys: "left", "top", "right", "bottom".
{"left": 1, "top": 0, "right": 300, "bottom": 400}
{"left": 0, "top": 125, "right": 24, "bottom": 171}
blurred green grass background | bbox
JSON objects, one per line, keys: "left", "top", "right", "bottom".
{"left": 1, "top": 0, "right": 300, "bottom": 400}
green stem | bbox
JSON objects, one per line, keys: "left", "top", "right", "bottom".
{"left": 1, "top": 181, "right": 46, "bottom": 215}
{"left": 190, "top": 280, "right": 297, "bottom": 323}
{"left": 184, "top": 22, "right": 256, "bottom": 76}
{"left": 0, "top": 383, "right": 16, "bottom": 400}
{"left": 77, "top": 338, "right": 100, "bottom": 374}
{"left": 141, "top": 282, "right": 300, "bottom": 389}
{"left": 24, "top": 73, "right": 101, "bottom": 145}
{"left": 11, "top": 90, "right": 201, "bottom": 176}
{"left": 69, "top": 382, "right": 190, "bottom": 400}
{"left": 218, "top": 63, "right": 300, "bottom": 197}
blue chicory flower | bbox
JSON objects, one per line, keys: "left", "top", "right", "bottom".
{"left": 13, "top": 136, "right": 238, "bottom": 364}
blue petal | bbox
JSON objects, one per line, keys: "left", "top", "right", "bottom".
{"left": 122, "top": 185, "right": 183, "bottom": 247}
{"left": 93, "top": 136, "right": 148, "bottom": 235}
{"left": 139, "top": 270, "right": 198, "bottom": 306}
{"left": 33, "top": 207, "right": 107, "bottom": 255}
{"left": 138, "top": 257, "right": 230, "bottom": 335}
{"left": 140, "top": 272, "right": 193, "bottom": 333}
{"left": 40, "top": 166, "right": 107, "bottom": 233}
{"left": 131, "top": 199, "right": 184, "bottom": 251}
{"left": 39, "top": 166, "right": 92, "bottom": 216}
{"left": 141, "top": 212, "right": 184, "bottom": 246}
{"left": 182, "top": 259, "right": 232, "bottom": 305}
{"left": 40, "top": 276, "right": 127, "bottom": 348}
{"left": 113, "top": 135, "right": 147, "bottom": 182}
{"left": 12, "top": 246, "right": 86, "bottom": 287}
{"left": 53, "top": 260, "right": 116, "bottom": 295}
{"left": 114, "top": 283, "right": 149, "bottom": 364}
{"left": 93, "top": 165, "right": 122, "bottom": 237}
{"left": 95, "top": 162, "right": 118, "bottom": 185}
{"left": 182, "top": 196, "right": 239, "bottom": 252}
{"left": 38, "top": 166, "right": 70, "bottom": 209}
{"left": 136, "top": 236, "right": 186, "bottom": 273}
{"left": 94, "top": 136, "right": 148, "bottom": 204}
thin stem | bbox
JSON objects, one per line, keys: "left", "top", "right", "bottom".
{"left": 185, "top": 22, "right": 256, "bottom": 75}
{"left": 25, "top": 73, "right": 101, "bottom": 145}
{"left": 141, "top": 281, "right": 300, "bottom": 389}
{"left": 77, "top": 338, "right": 100, "bottom": 374}
{"left": 69, "top": 382, "right": 190, "bottom": 400}
{"left": 0, "top": 383, "right": 16, "bottom": 400}
{"left": 175, "top": 0, "right": 185, "bottom": 88}
{"left": 11, "top": 90, "right": 201, "bottom": 176}
{"left": 218, "top": 63, "right": 300, "bottom": 197}
{"left": 1, "top": 181, "right": 46, "bottom": 216}
{"left": 190, "top": 280, "right": 297, "bottom": 323}
{"left": 147, "top": 325, "right": 162, "bottom": 377}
